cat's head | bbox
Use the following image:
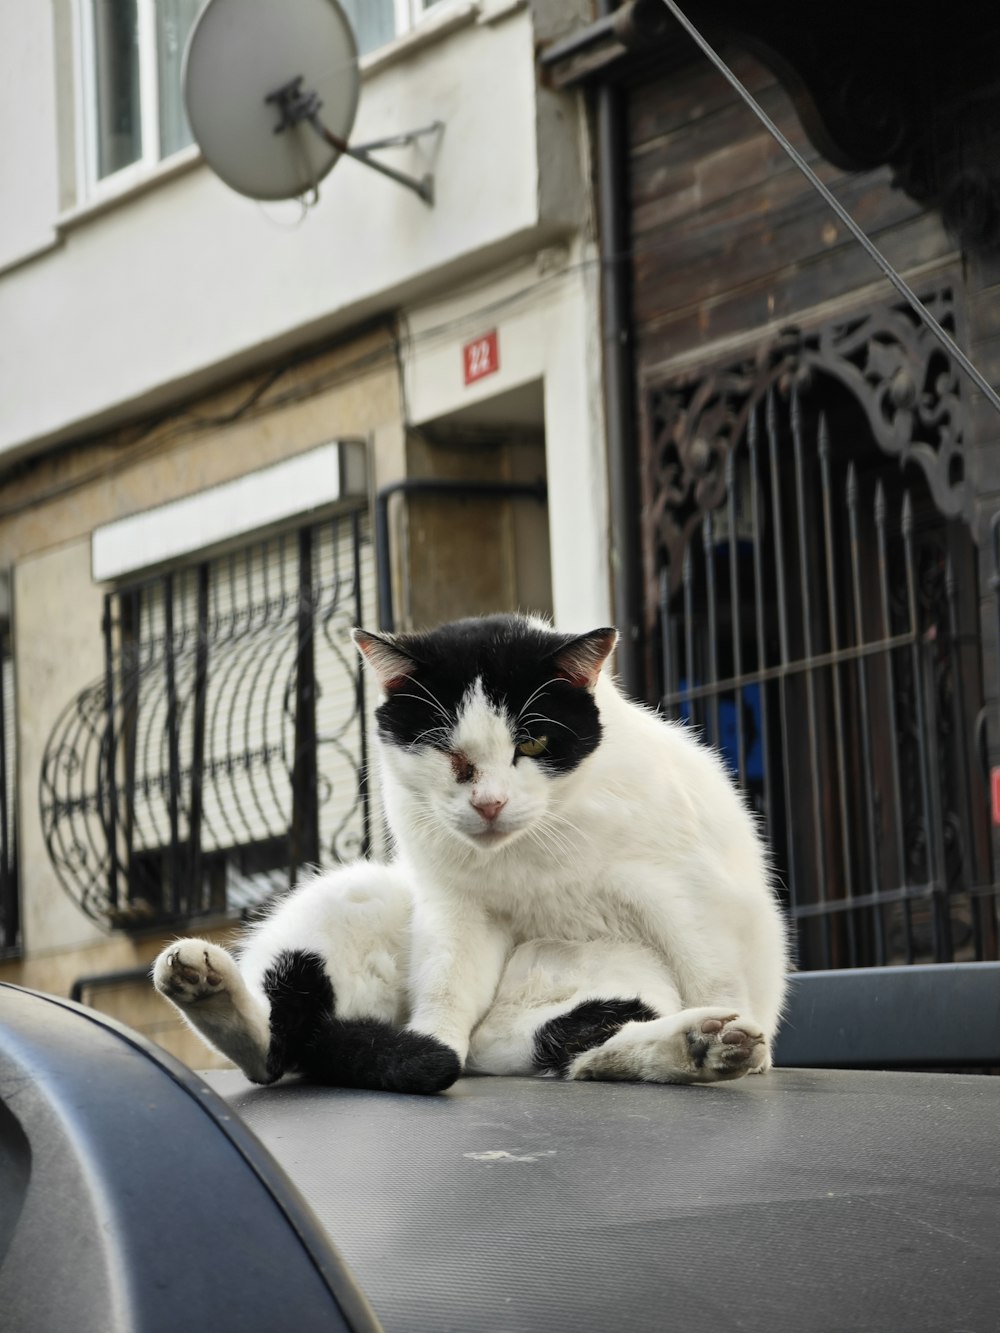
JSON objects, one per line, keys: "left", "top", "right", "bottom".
{"left": 353, "top": 615, "right": 617, "bottom": 852}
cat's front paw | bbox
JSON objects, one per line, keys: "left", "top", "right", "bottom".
{"left": 152, "top": 939, "right": 239, "bottom": 1005}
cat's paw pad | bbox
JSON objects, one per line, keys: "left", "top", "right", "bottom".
{"left": 152, "top": 940, "right": 237, "bottom": 1005}
{"left": 687, "top": 1012, "right": 766, "bottom": 1079}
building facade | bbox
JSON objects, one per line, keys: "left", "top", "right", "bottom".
{"left": 0, "top": 0, "right": 609, "bottom": 1065}
{"left": 546, "top": 0, "right": 1000, "bottom": 978}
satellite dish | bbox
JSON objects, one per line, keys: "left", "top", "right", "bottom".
{"left": 184, "top": 0, "right": 438, "bottom": 205}
{"left": 184, "top": 0, "right": 359, "bottom": 201}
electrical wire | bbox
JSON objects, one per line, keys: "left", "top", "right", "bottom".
{"left": 657, "top": 0, "right": 1000, "bottom": 418}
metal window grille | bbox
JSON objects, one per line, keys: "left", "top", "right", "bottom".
{"left": 645, "top": 297, "right": 999, "bottom": 971}
{"left": 41, "top": 507, "right": 373, "bottom": 928}
{"left": 0, "top": 625, "right": 18, "bottom": 954}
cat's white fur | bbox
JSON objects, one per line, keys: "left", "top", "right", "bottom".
{"left": 154, "top": 624, "right": 789, "bottom": 1086}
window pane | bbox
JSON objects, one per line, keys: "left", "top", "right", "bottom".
{"left": 92, "top": 0, "right": 142, "bottom": 178}
{"left": 157, "top": 0, "right": 203, "bottom": 158}
{"left": 339, "top": 0, "right": 395, "bottom": 55}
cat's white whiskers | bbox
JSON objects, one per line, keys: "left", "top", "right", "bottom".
{"left": 519, "top": 711, "right": 579, "bottom": 738}
{"left": 407, "top": 724, "right": 451, "bottom": 750}
{"left": 401, "top": 677, "right": 453, "bottom": 726}
{"left": 516, "top": 677, "right": 562, "bottom": 723}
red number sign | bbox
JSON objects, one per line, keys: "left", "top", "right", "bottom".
{"left": 463, "top": 330, "right": 499, "bottom": 385}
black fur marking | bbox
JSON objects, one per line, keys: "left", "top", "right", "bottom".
{"left": 372, "top": 615, "right": 606, "bottom": 777}
{"left": 533, "top": 997, "right": 658, "bottom": 1076}
{"left": 262, "top": 948, "right": 460, "bottom": 1093}
{"left": 298, "top": 1021, "right": 461, "bottom": 1094}
{"left": 262, "top": 949, "right": 335, "bottom": 1083}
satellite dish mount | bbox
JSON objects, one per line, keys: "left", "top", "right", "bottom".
{"left": 266, "top": 76, "right": 439, "bottom": 205}
{"left": 184, "top": 0, "right": 442, "bottom": 206}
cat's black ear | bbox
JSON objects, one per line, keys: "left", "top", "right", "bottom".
{"left": 551, "top": 628, "right": 618, "bottom": 691}
{"left": 352, "top": 629, "right": 417, "bottom": 694}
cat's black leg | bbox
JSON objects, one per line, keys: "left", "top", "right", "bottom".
{"left": 533, "top": 997, "right": 658, "bottom": 1076}
{"left": 299, "top": 1017, "right": 461, "bottom": 1094}
{"left": 261, "top": 949, "right": 336, "bottom": 1082}
{"left": 263, "top": 948, "right": 461, "bottom": 1094}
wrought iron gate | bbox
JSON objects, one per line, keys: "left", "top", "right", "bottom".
{"left": 644, "top": 294, "right": 999, "bottom": 970}
{"left": 41, "top": 508, "right": 373, "bottom": 928}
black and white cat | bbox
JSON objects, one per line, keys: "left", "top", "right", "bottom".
{"left": 153, "top": 614, "right": 789, "bottom": 1093}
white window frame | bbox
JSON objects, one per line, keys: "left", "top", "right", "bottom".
{"left": 74, "top": 0, "right": 192, "bottom": 199}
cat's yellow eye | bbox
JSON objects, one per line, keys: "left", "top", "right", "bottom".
{"left": 517, "top": 735, "right": 548, "bottom": 758}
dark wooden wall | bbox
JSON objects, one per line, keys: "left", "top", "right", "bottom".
{"left": 626, "top": 50, "right": 955, "bottom": 377}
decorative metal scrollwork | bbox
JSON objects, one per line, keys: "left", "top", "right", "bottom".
{"left": 644, "top": 288, "right": 967, "bottom": 602}
{"left": 40, "top": 511, "right": 372, "bottom": 928}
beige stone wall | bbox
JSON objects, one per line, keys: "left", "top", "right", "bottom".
{"left": 0, "top": 326, "right": 405, "bottom": 1067}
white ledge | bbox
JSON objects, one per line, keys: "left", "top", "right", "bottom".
{"left": 91, "top": 440, "right": 368, "bottom": 582}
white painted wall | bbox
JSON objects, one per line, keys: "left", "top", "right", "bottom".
{"left": 0, "top": 5, "right": 61, "bottom": 272}
{"left": 0, "top": 4, "right": 586, "bottom": 460}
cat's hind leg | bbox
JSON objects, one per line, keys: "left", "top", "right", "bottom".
{"left": 155, "top": 861, "right": 461, "bottom": 1094}
{"left": 153, "top": 938, "right": 272, "bottom": 1084}
{"left": 469, "top": 940, "right": 678, "bottom": 1077}
{"left": 567, "top": 1006, "right": 768, "bottom": 1084}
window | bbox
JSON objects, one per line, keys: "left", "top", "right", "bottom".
{"left": 341, "top": 1, "right": 447, "bottom": 56}
{"left": 78, "top": 0, "right": 452, "bottom": 191}
{"left": 40, "top": 509, "right": 374, "bottom": 928}
{"left": 79, "top": 0, "right": 202, "bottom": 188}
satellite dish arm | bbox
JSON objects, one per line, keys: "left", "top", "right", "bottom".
{"left": 267, "top": 77, "right": 438, "bottom": 205}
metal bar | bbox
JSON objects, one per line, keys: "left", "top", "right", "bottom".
{"left": 876, "top": 481, "right": 912, "bottom": 960}
{"left": 101, "top": 596, "right": 121, "bottom": 912}
{"left": 350, "top": 120, "right": 444, "bottom": 154}
{"left": 991, "top": 512, "right": 1000, "bottom": 949}
{"left": 789, "top": 882, "right": 951, "bottom": 918}
{"left": 163, "top": 575, "right": 182, "bottom": 917}
{"left": 903, "top": 493, "right": 950, "bottom": 961}
{"left": 791, "top": 389, "right": 830, "bottom": 945}
{"left": 945, "top": 553, "right": 983, "bottom": 959}
{"left": 846, "top": 464, "right": 885, "bottom": 963}
{"left": 658, "top": 568, "right": 676, "bottom": 719}
{"left": 352, "top": 509, "right": 371, "bottom": 859}
{"left": 307, "top": 116, "right": 434, "bottom": 205}
{"left": 0, "top": 631, "right": 14, "bottom": 950}
{"left": 702, "top": 510, "right": 720, "bottom": 747}
{"left": 189, "top": 565, "right": 210, "bottom": 913}
{"left": 682, "top": 542, "right": 696, "bottom": 731}
{"left": 748, "top": 409, "right": 773, "bottom": 834}
{"left": 725, "top": 450, "right": 746, "bottom": 785}
{"left": 290, "top": 527, "right": 319, "bottom": 885}
{"left": 820, "top": 421, "right": 856, "bottom": 916}
{"left": 766, "top": 389, "right": 807, "bottom": 955}
{"left": 661, "top": 627, "right": 921, "bottom": 703}
{"left": 655, "top": 0, "right": 1000, "bottom": 421}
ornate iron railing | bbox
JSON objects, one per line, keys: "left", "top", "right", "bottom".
{"left": 40, "top": 508, "right": 372, "bottom": 928}
{"left": 646, "top": 294, "right": 998, "bottom": 971}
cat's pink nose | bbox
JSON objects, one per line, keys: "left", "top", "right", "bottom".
{"left": 472, "top": 796, "right": 507, "bottom": 823}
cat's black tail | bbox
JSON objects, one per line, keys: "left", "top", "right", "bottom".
{"left": 262, "top": 949, "right": 460, "bottom": 1094}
